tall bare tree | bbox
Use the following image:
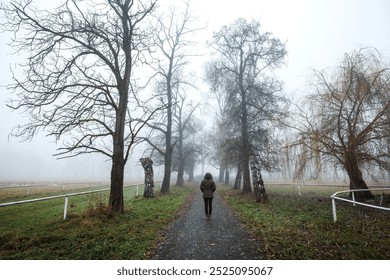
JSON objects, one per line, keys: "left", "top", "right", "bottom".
{"left": 207, "top": 18, "right": 287, "bottom": 194}
{"left": 172, "top": 91, "right": 199, "bottom": 186}
{"left": 1, "top": 0, "right": 157, "bottom": 213}
{"left": 291, "top": 48, "right": 390, "bottom": 201}
{"left": 205, "top": 64, "right": 234, "bottom": 183}
{"left": 143, "top": 0, "right": 201, "bottom": 193}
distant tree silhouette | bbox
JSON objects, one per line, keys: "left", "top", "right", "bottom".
{"left": 142, "top": 0, "right": 202, "bottom": 193}
{"left": 207, "top": 18, "right": 287, "bottom": 194}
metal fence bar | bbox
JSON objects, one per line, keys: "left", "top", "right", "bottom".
{"left": 0, "top": 185, "right": 131, "bottom": 220}
{"left": 0, "top": 193, "right": 72, "bottom": 207}
{"left": 0, "top": 182, "right": 162, "bottom": 220}
{"left": 0, "top": 184, "right": 143, "bottom": 208}
{"left": 62, "top": 190, "right": 98, "bottom": 219}
{"left": 331, "top": 187, "right": 390, "bottom": 222}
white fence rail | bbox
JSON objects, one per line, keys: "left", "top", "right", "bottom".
{"left": 0, "top": 183, "right": 152, "bottom": 220}
{"left": 331, "top": 187, "right": 390, "bottom": 222}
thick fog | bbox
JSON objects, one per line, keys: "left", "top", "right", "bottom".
{"left": 1, "top": 0, "right": 390, "bottom": 183}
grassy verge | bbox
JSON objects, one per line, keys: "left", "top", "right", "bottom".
{"left": 219, "top": 184, "right": 390, "bottom": 259}
{"left": 0, "top": 185, "right": 194, "bottom": 260}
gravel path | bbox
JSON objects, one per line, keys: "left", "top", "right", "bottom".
{"left": 152, "top": 187, "right": 262, "bottom": 260}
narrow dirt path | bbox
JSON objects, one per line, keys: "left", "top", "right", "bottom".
{"left": 152, "top": 187, "right": 262, "bottom": 260}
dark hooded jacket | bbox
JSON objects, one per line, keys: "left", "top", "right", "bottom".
{"left": 200, "top": 172, "right": 216, "bottom": 198}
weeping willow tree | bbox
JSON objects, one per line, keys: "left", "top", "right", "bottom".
{"left": 289, "top": 48, "right": 390, "bottom": 201}
{"left": 288, "top": 131, "right": 326, "bottom": 182}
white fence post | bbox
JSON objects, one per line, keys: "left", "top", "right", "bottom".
{"left": 298, "top": 185, "right": 302, "bottom": 197}
{"left": 352, "top": 191, "right": 356, "bottom": 206}
{"left": 332, "top": 198, "right": 337, "bottom": 222}
{"left": 331, "top": 187, "right": 390, "bottom": 222}
{"left": 63, "top": 194, "right": 69, "bottom": 220}
{"left": 0, "top": 181, "right": 162, "bottom": 221}
{"left": 380, "top": 191, "right": 384, "bottom": 205}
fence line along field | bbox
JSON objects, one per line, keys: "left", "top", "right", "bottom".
{"left": 0, "top": 182, "right": 191, "bottom": 260}
{"left": 0, "top": 182, "right": 146, "bottom": 221}
{"left": 0, "top": 181, "right": 128, "bottom": 203}
{"left": 220, "top": 183, "right": 390, "bottom": 259}
{"left": 1, "top": 182, "right": 390, "bottom": 259}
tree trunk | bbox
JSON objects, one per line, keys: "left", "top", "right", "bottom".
{"left": 242, "top": 155, "right": 251, "bottom": 193}
{"left": 161, "top": 152, "right": 171, "bottom": 194}
{"left": 140, "top": 157, "right": 155, "bottom": 198}
{"left": 109, "top": 153, "right": 125, "bottom": 213}
{"left": 175, "top": 134, "right": 185, "bottom": 186}
{"left": 176, "top": 168, "right": 185, "bottom": 186}
{"left": 241, "top": 110, "right": 252, "bottom": 193}
{"left": 251, "top": 159, "right": 268, "bottom": 203}
{"left": 218, "top": 164, "right": 225, "bottom": 183}
{"left": 161, "top": 69, "right": 173, "bottom": 194}
{"left": 109, "top": 95, "right": 127, "bottom": 214}
{"left": 233, "top": 164, "right": 242, "bottom": 189}
{"left": 344, "top": 151, "right": 374, "bottom": 201}
{"left": 187, "top": 166, "right": 194, "bottom": 182}
{"left": 176, "top": 108, "right": 186, "bottom": 186}
{"left": 240, "top": 78, "right": 252, "bottom": 193}
{"left": 224, "top": 169, "right": 230, "bottom": 185}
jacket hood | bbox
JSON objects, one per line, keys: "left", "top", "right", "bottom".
{"left": 204, "top": 172, "right": 213, "bottom": 180}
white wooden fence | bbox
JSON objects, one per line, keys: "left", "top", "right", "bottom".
{"left": 0, "top": 183, "right": 152, "bottom": 220}
{"left": 331, "top": 187, "right": 390, "bottom": 222}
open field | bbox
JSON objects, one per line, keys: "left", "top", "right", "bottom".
{"left": 1, "top": 182, "right": 390, "bottom": 259}
{"left": 0, "top": 183, "right": 193, "bottom": 259}
{"left": 0, "top": 181, "right": 131, "bottom": 203}
{"left": 220, "top": 184, "right": 390, "bottom": 259}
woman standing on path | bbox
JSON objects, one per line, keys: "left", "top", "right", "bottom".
{"left": 200, "top": 172, "right": 216, "bottom": 220}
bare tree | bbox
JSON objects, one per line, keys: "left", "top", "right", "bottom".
{"left": 205, "top": 63, "right": 242, "bottom": 185}
{"left": 291, "top": 48, "right": 390, "bottom": 201}
{"left": 172, "top": 91, "right": 199, "bottom": 186}
{"left": 182, "top": 131, "right": 203, "bottom": 182}
{"left": 207, "top": 18, "right": 287, "bottom": 194}
{"left": 143, "top": 0, "right": 201, "bottom": 193}
{"left": 1, "top": 0, "right": 157, "bottom": 213}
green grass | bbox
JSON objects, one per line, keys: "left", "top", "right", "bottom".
{"left": 3, "top": 182, "right": 389, "bottom": 260}
{"left": 0, "top": 184, "right": 194, "bottom": 260}
{"left": 219, "top": 184, "right": 390, "bottom": 259}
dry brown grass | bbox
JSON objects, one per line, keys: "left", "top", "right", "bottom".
{"left": 0, "top": 182, "right": 109, "bottom": 203}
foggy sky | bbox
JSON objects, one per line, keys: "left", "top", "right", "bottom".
{"left": 1, "top": 0, "right": 390, "bottom": 182}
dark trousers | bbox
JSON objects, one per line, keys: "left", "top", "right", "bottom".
{"left": 203, "top": 197, "right": 213, "bottom": 215}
